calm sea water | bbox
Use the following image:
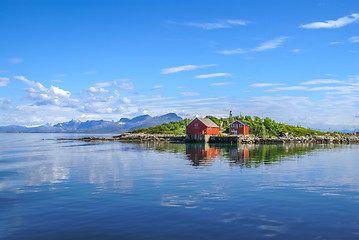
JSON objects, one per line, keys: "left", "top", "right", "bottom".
{"left": 1, "top": 133, "right": 359, "bottom": 240}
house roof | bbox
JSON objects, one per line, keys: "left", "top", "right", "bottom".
{"left": 197, "top": 118, "right": 219, "bottom": 128}
{"left": 231, "top": 120, "right": 249, "bottom": 126}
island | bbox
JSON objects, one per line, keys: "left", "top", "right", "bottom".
{"left": 58, "top": 115, "right": 359, "bottom": 144}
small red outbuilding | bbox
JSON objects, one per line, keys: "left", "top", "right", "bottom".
{"left": 229, "top": 120, "right": 249, "bottom": 135}
{"left": 186, "top": 118, "right": 220, "bottom": 135}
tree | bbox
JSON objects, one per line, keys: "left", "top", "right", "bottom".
{"left": 205, "top": 115, "right": 220, "bottom": 126}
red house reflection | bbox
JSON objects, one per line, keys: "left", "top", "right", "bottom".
{"left": 186, "top": 144, "right": 220, "bottom": 166}
{"left": 229, "top": 147, "right": 249, "bottom": 164}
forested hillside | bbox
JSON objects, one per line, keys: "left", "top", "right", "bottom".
{"left": 130, "top": 115, "right": 342, "bottom": 137}
{"left": 129, "top": 119, "right": 191, "bottom": 135}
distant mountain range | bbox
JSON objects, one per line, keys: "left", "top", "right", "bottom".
{"left": 0, "top": 113, "right": 182, "bottom": 133}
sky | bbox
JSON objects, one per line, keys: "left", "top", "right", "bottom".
{"left": 0, "top": 0, "right": 358, "bottom": 131}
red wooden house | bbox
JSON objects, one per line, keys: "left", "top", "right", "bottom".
{"left": 229, "top": 120, "right": 249, "bottom": 135}
{"left": 186, "top": 118, "right": 220, "bottom": 135}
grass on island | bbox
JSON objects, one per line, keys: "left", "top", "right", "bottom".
{"left": 129, "top": 115, "right": 349, "bottom": 137}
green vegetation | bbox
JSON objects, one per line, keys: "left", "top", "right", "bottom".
{"left": 137, "top": 142, "right": 341, "bottom": 168}
{"left": 129, "top": 119, "right": 191, "bottom": 135}
{"left": 209, "top": 115, "right": 342, "bottom": 137}
{"left": 130, "top": 115, "right": 348, "bottom": 137}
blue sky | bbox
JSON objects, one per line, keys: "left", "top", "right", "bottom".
{"left": 0, "top": 0, "right": 358, "bottom": 130}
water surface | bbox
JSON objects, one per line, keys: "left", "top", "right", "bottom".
{"left": 1, "top": 133, "right": 359, "bottom": 239}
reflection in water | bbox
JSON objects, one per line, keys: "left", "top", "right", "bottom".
{"left": 184, "top": 143, "right": 251, "bottom": 166}
{"left": 140, "top": 142, "right": 340, "bottom": 168}
{"left": 186, "top": 144, "right": 220, "bottom": 166}
{"left": 1, "top": 134, "right": 359, "bottom": 240}
{"left": 0, "top": 140, "right": 138, "bottom": 193}
{"left": 222, "top": 143, "right": 329, "bottom": 168}
{"left": 228, "top": 145, "right": 249, "bottom": 165}
{"left": 0, "top": 136, "right": 345, "bottom": 191}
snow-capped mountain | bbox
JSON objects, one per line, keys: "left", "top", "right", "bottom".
{"left": 0, "top": 113, "right": 182, "bottom": 133}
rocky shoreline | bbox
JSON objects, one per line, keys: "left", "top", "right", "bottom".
{"left": 58, "top": 133, "right": 186, "bottom": 143}
{"left": 235, "top": 134, "right": 359, "bottom": 144}
{"left": 58, "top": 133, "right": 359, "bottom": 144}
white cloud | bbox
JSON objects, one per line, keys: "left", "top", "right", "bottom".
{"left": 301, "top": 79, "right": 344, "bottom": 85}
{"left": 122, "top": 97, "right": 131, "bottom": 104}
{"left": 219, "top": 37, "right": 289, "bottom": 55}
{"left": 79, "top": 114, "right": 100, "bottom": 119}
{"left": 14, "top": 75, "right": 73, "bottom": 105}
{"left": 118, "top": 82, "right": 135, "bottom": 90}
{"left": 161, "top": 98, "right": 218, "bottom": 105}
{"left": 79, "top": 94, "right": 131, "bottom": 114}
{"left": 246, "top": 94, "right": 359, "bottom": 129}
{"left": 252, "top": 37, "right": 289, "bottom": 52}
{"left": 329, "top": 41, "right": 342, "bottom": 45}
{"left": 218, "top": 48, "right": 246, "bottom": 55}
{"left": 50, "top": 79, "right": 61, "bottom": 82}
{"left": 3, "top": 105, "right": 81, "bottom": 125}
{"left": 93, "top": 79, "right": 132, "bottom": 89}
{"left": 185, "top": 19, "right": 248, "bottom": 29}
{"left": 210, "top": 82, "right": 233, "bottom": 86}
{"left": 268, "top": 85, "right": 359, "bottom": 94}
{"left": 136, "top": 96, "right": 176, "bottom": 102}
{"left": 349, "top": 75, "right": 359, "bottom": 81}
{"left": 0, "top": 77, "right": 10, "bottom": 87}
{"left": 86, "top": 87, "right": 109, "bottom": 93}
{"left": 91, "top": 79, "right": 131, "bottom": 89}
{"left": 271, "top": 86, "right": 310, "bottom": 91}
{"left": 50, "top": 85, "right": 70, "bottom": 98}
{"left": 14, "top": 75, "right": 47, "bottom": 91}
{"left": 292, "top": 49, "right": 302, "bottom": 53}
{"left": 250, "top": 83, "right": 284, "bottom": 87}
{"left": 77, "top": 102, "right": 112, "bottom": 114}
{"left": 30, "top": 85, "right": 72, "bottom": 105}
{"left": 0, "top": 78, "right": 148, "bottom": 125}
{"left": 115, "top": 78, "right": 131, "bottom": 82}
{"left": 95, "top": 82, "right": 112, "bottom": 88}
{"left": 195, "top": 73, "right": 231, "bottom": 79}
{"left": 0, "top": 97, "right": 12, "bottom": 110}
{"left": 140, "top": 97, "right": 222, "bottom": 115}
{"left": 161, "top": 64, "right": 216, "bottom": 74}
{"left": 54, "top": 74, "right": 65, "bottom": 77}
{"left": 300, "top": 13, "right": 359, "bottom": 29}
{"left": 2, "top": 85, "right": 359, "bottom": 129}
{"left": 84, "top": 70, "right": 97, "bottom": 75}
{"left": 9, "top": 58, "right": 23, "bottom": 64}
{"left": 180, "top": 92, "right": 201, "bottom": 96}
{"left": 349, "top": 36, "right": 359, "bottom": 43}
{"left": 151, "top": 85, "right": 164, "bottom": 90}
